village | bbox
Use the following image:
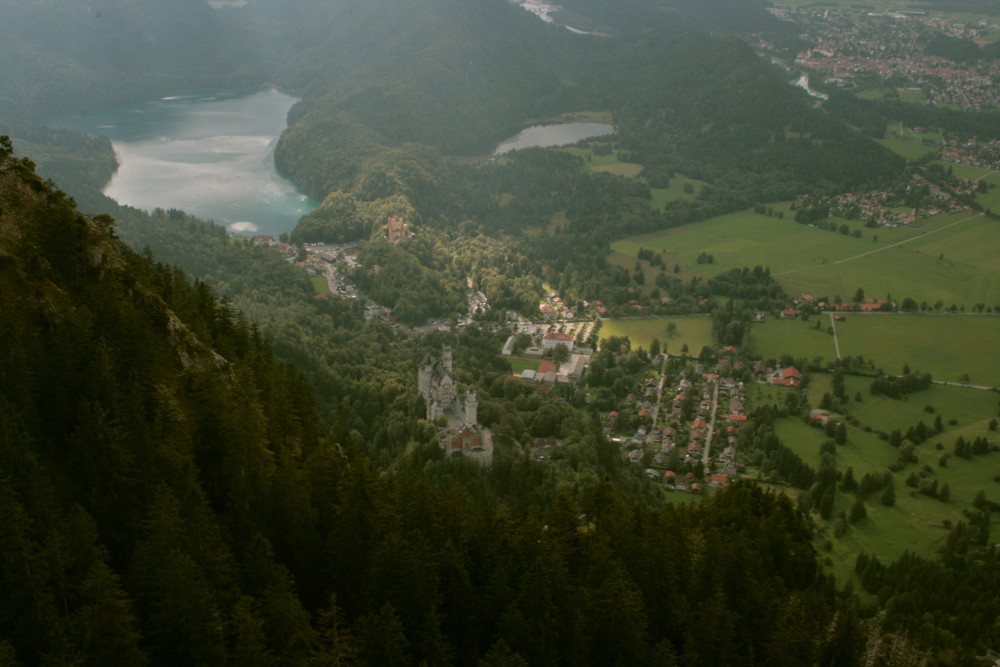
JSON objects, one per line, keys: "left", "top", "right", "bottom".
{"left": 799, "top": 166, "right": 984, "bottom": 229}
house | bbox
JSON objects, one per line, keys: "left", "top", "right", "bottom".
{"left": 770, "top": 366, "right": 801, "bottom": 388}
{"left": 708, "top": 474, "right": 730, "bottom": 487}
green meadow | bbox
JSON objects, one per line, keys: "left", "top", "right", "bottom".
{"left": 749, "top": 313, "right": 1000, "bottom": 387}
{"left": 598, "top": 315, "right": 714, "bottom": 354}
{"left": 747, "top": 317, "right": 838, "bottom": 362}
{"left": 310, "top": 276, "right": 332, "bottom": 295}
{"left": 834, "top": 314, "right": 1000, "bottom": 386}
{"left": 649, "top": 175, "right": 707, "bottom": 209}
{"left": 562, "top": 147, "right": 644, "bottom": 178}
{"left": 613, "top": 208, "right": 1000, "bottom": 308}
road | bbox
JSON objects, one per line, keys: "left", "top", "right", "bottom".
{"left": 650, "top": 354, "right": 667, "bottom": 429}
{"left": 828, "top": 312, "right": 841, "bottom": 360}
{"left": 702, "top": 378, "right": 720, "bottom": 469}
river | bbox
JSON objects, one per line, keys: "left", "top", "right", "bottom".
{"left": 48, "top": 89, "right": 318, "bottom": 237}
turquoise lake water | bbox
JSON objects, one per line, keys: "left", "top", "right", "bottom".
{"left": 49, "top": 89, "right": 319, "bottom": 237}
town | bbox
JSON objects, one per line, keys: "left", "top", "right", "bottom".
{"left": 762, "top": 5, "right": 1000, "bottom": 110}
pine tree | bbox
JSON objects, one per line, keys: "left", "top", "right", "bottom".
{"left": 819, "top": 488, "right": 835, "bottom": 520}
{"left": 357, "top": 602, "right": 412, "bottom": 666}
{"left": 849, "top": 498, "right": 867, "bottom": 523}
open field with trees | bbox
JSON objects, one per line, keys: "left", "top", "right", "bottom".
{"left": 755, "top": 376, "right": 999, "bottom": 584}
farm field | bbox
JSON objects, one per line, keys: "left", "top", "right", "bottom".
{"left": 598, "top": 315, "right": 713, "bottom": 354}
{"left": 747, "top": 317, "right": 838, "bottom": 363}
{"left": 834, "top": 314, "right": 1000, "bottom": 386}
{"left": 613, "top": 207, "right": 1000, "bottom": 308}
{"left": 749, "top": 313, "right": 1000, "bottom": 387}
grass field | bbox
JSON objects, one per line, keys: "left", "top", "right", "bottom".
{"left": 561, "top": 147, "right": 644, "bottom": 178}
{"left": 504, "top": 357, "right": 542, "bottom": 374}
{"left": 749, "top": 313, "right": 1000, "bottom": 387}
{"left": 834, "top": 314, "right": 1000, "bottom": 386}
{"left": 310, "top": 276, "right": 332, "bottom": 295}
{"left": 613, "top": 207, "right": 1000, "bottom": 308}
{"left": 747, "top": 317, "right": 838, "bottom": 363}
{"left": 876, "top": 134, "right": 938, "bottom": 161}
{"left": 649, "top": 175, "right": 707, "bottom": 209}
{"left": 598, "top": 316, "right": 713, "bottom": 354}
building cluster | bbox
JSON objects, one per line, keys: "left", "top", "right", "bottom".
{"left": 807, "top": 168, "right": 980, "bottom": 229}
{"left": 938, "top": 137, "right": 1000, "bottom": 171}
{"left": 539, "top": 290, "right": 575, "bottom": 320}
{"left": 607, "top": 358, "right": 762, "bottom": 492}
{"left": 500, "top": 321, "right": 594, "bottom": 387}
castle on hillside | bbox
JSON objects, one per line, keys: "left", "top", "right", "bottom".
{"left": 418, "top": 346, "right": 493, "bottom": 466}
{"left": 384, "top": 215, "right": 413, "bottom": 245}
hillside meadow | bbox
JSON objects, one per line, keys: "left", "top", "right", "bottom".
{"left": 753, "top": 378, "right": 999, "bottom": 583}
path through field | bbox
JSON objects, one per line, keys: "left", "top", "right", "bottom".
{"left": 773, "top": 212, "right": 984, "bottom": 277}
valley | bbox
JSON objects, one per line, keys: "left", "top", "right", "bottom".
{"left": 1, "top": 0, "right": 999, "bottom": 663}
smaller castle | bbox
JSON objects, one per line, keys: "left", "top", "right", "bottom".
{"left": 418, "top": 346, "right": 493, "bottom": 466}
{"left": 384, "top": 215, "right": 413, "bottom": 245}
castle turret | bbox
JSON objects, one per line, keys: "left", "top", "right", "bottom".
{"left": 442, "top": 345, "right": 452, "bottom": 375}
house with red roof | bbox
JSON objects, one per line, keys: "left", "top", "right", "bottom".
{"left": 770, "top": 366, "right": 801, "bottom": 388}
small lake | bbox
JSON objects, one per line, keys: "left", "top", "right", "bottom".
{"left": 493, "top": 122, "right": 614, "bottom": 154}
{"left": 48, "top": 89, "right": 318, "bottom": 237}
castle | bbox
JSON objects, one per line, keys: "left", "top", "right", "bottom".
{"left": 418, "top": 346, "right": 493, "bottom": 466}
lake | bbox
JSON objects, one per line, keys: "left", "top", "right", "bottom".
{"left": 48, "top": 89, "right": 318, "bottom": 237}
{"left": 493, "top": 122, "right": 614, "bottom": 154}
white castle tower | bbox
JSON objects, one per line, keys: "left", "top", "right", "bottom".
{"left": 464, "top": 390, "right": 477, "bottom": 426}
